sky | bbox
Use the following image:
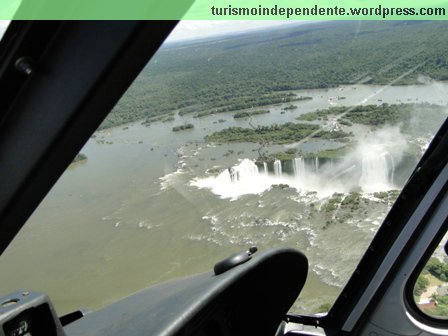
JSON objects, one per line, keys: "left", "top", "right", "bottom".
{"left": 0, "top": 20, "right": 300, "bottom": 43}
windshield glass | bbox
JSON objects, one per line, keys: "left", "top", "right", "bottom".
{"left": 0, "top": 20, "right": 10, "bottom": 40}
{"left": 0, "top": 20, "right": 447, "bottom": 316}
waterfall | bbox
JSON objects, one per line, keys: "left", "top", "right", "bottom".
{"left": 191, "top": 158, "right": 273, "bottom": 199}
{"left": 388, "top": 155, "right": 395, "bottom": 185}
{"left": 192, "top": 141, "right": 400, "bottom": 199}
{"left": 273, "top": 159, "right": 282, "bottom": 176}
{"left": 292, "top": 158, "right": 298, "bottom": 174}
{"left": 229, "top": 159, "right": 259, "bottom": 182}
{"left": 359, "top": 145, "right": 391, "bottom": 192}
{"left": 293, "top": 157, "right": 306, "bottom": 180}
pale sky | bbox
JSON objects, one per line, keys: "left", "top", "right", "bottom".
{"left": 166, "top": 20, "right": 302, "bottom": 42}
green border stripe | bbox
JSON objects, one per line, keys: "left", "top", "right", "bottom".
{"left": 1, "top": 0, "right": 447, "bottom": 20}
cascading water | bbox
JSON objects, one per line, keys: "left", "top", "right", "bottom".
{"left": 358, "top": 144, "right": 392, "bottom": 192}
{"left": 388, "top": 155, "right": 396, "bottom": 185}
{"left": 293, "top": 157, "right": 306, "bottom": 181}
{"left": 273, "top": 159, "right": 282, "bottom": 176}
{"left": 191, "top": 159, "right": 273, "bottom": 199}
{"left": 228, "top": 159, "right": 259, "bottom": 182}
{"left": 193, "top": 142, "right": 401, "bottom": 199}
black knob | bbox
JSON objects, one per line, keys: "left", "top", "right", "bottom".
{"left": 248, "top": 246, "right": 258, "bottom": 255}
{"left": 214, "top": 246, "right": 258, "bottom": 275}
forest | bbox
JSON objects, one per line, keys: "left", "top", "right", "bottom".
{"left": 297, "top": 103, "right": 447, "bottom": 127}
{"left": 233, "top": 110, "right": 270, "bottom": 119}
{"left": 204, "top": 122, "right": 352, "bottom": 144}
{"left": 101, "top": 21, "right": 448, "bottom": 129}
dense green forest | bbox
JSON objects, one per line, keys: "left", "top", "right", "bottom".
{"left": 425, "top": 258, "right": 448, "bottom": 282}
{"left": 205, "top": 123, "right": 318, "bottom": 144}
{"left": 101, "top": 21, "right": 448, "bottom": 129}
{"left": 205, "top": 122, "right": 351, "bottom": 144}
{"left": 297, "top": 103, "right": 446, "bottom": 127}
{"left": 233, "top": 110, "right": 270, "bottom": 119}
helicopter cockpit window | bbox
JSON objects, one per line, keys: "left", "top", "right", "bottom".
{"left": 0, "top": 21, "right": 447, "bottom": 317}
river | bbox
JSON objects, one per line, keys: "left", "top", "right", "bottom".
{"left": 0, "top": 82, "right": 447, "bottom": 315}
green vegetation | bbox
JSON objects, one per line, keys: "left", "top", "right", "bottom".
{"left": 297, "top": 106, "right": 347, "bottom": 121}
{"left": 356, "top": 103, "right": 442, "bottom": 128}
{"left": 320, "top": 191, "right": 398, "bottom": 223}
{"left": 296, "top": 103, "right": 411, "bottom": 125}
{"left": 142, "top": 113, "right": 175, "bottom": 126}
{"left": 162, "top": 116, "right": 175, "bottom": 123}
{"left": 426, "top": 258, "right": 448, "bottom": 282}
{"left": 207, "top": 167, "right": 223, "bottom": 174}
{"left": 296, "top": 112, "right": 320, "bottom": 121}
{"left": 172, "top": 123, "right": 194, "bottom": 132}
{"left": 261, "top": 148, "right": 298, "bottom": 163}
{"left": 205, "top": 123, "right": 332, "bottom": 144}
{"left": 306, "top": 146, "right": 351, "bottom": 159}
{"left": 312, "top": 130, "right": 352, "bottom": 140}
{"left": 414, "top": 275, "right": 429, "bottom": 296}
{"left": 101, "top": 21, "right": 448, "bottom": 129}
{"left": 373, "top": 191, "right": 389, "bottom": 199}
{"left": 320, "top": 192, "right": 369, "bottom": 230}
{"left": 72, "top": 153, "right": 87, "bottom": 163}
{"left": 322, "top": 193, "right": 343, "bottom": 212}
{"left": 342, "top": 104, "right": 410, "bottom": 126}
{"left": 205, "top": 121, "right": 352, "bottom": 144}
{"left": 428, "top": 294, "right": 448, "bottom": 317}
{"left": 260, "top": 145, "right": 351, "bottom": 163}
{"left": 340, "top": 192, "right": 361, "bottom": 211}
{"left": 208, "top": 93, "right": 298, "bottom": 114}
{"left": 343, "top": 103, "right": 448, "bottom": 131}
{"left": 194, "top": 111, "right": 214, "bottom": 118}
{"left": 233, "top": 110, "right": 270, "bottom": 119}
{"left": 413, "top": 259, "right": 448, "bottom": 317}
{"left": 283, "top": 105, "right": 299, "bottom": 111}
{"left": 339, "top": 119, "right": 352, "bottom": 127}
{"left": 297, "top": 103, "right": 447, "bottom": 129}
{"left": 191, "top": 94, "right": 296, "bottom": 118}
